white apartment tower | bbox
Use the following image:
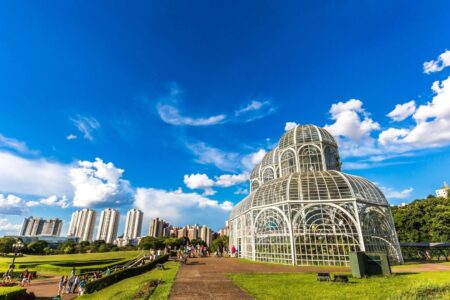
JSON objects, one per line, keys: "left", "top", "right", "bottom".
{"left": 96, "top": 208, "right": 120, "bottom": 244}
{"left": 67, "top": 208, "right": 96, "bottom": 242}
{"left": 200, "top": 225, "right": 212, "bottom": 246}
{"left": 124, "top": 209, "right": 143, "bottom": 239}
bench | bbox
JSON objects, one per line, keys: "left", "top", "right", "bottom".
{"left": 333, "top": 274, "right": 349, "bottom": 283}
{"left": 317, "top": 272, "right": 331, "bottom": 281}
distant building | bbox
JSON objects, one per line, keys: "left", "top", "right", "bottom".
{"left": 200, "top": 225, "right": 212, "bottom": 246}
{"left": 113, "top": 237, "right": 140, "bottom": 247}
{"left": 148, "top": 218, "right": 171, "bottom": 237}
{"left": 177, "top": 226, "right": 188, "bottom": 239}
{"left": 218, "top": 220, "right": 229, "bottom": 236}
{"left": 96, "top": 208, "right": 120, "bottom": 244}
{"left": 187, "top": 224, "right": 200, "bottom": 241}
{"left": 20, "top": 217, "right": 63, "bottom": 237}
{"left": 67, "top": 208, "right": 96, "bottom": 242}
{"left": 7, "top": 235, "right": 79, "bottom": 248}
{"left": 436, "top": 182, "right": 450, "bottom": 198}
{"left": 124, "top": 209, "right": 143, "bottom": 239}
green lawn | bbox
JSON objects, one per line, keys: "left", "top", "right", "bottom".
{"left": 79, "top": 261, "right": 180, "bottom": 300}
{"left": 228, "top": 272, "right": 450, "bottom": 300}
{"left": 0, "top": 251, "right": 141, "bottom": 275}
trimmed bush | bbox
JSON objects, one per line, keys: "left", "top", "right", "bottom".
{"left": 0, "top": 287, "right": 27, "bottom": 300}
{"left": 85, "top": 255, "right": 169, "bottom": 294}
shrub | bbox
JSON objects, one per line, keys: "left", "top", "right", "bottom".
{"left": 0, "top": 287, "right": 27, "bottom": 300}
{"left": 85, "top": 255, "right": 169, "bottom": 294}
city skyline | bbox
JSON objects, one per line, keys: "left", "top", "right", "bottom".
{"left": 1, "top": 2, "right": 450, "bottom": 236}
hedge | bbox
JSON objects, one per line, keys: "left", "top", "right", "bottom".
{"left": 0, "top": 271, "right": 37, "bottom": 279}
{"left": 0, "top": 287, "right": 27, "bottom": 300}
{"left": 85, "top": 255, "right": 169, "bottom": 294}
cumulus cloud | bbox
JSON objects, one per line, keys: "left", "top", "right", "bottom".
{"left": 387, "top": 100, "right": 416, "bottom": 122}
{"left": 184, "top": 173, "right": 249, "bottom": 195}
{"left": 0, "top": 193, "right": 26, "bottom": 215}
{"left": 423, "top": 49, "right": 450, "bottom": 74}
{"left": 234, "top": 187, "right": 249, "bottom": 195}
{"left": 0, "top": 218, "right": 21, "bottom": 235}
{"left": 380, "top": 76, "right": 450, "bottom": 148}
{"left": 241, "top": 149, "right": 266, "bottom": 171}
{"left": 285, "top": 122, "right": 299, "bottom": 131}
{"left": 0, "top": 151, "right": 71, "bottom": 197}
{"left": 157, "top": 103, "right": 226, "bottom": 126}
{"left": 134, "top": 187, "right": 233, "bottom": 229}
{"left": 70, "top": 158, "right": 131, "bottom": 207}
{"left": 71, "top": 115, "right": 100, "bottom": 141}
{"left": 27, "top": 195, "right": 70, "bottom": 208}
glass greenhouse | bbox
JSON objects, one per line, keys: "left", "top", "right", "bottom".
{"left": 229, "top": 124, "right": 403, "bottom": 266}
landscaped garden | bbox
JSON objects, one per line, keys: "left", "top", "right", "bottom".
{"left": 0, "top": 250, "right": 141, "bottom": 275}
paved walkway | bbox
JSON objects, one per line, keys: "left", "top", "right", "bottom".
{"left": 25, "top": 276, "right": 77, "bottom": 300}
{"left": 169, "top": 257, "right": 349, "bottom": 300}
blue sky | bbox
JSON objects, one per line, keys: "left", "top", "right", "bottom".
{"left": 1, "top": 1, "right": 450, "bottom": 236}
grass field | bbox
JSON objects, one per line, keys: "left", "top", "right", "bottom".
{"left": 0, "top": 251, "right": 141, "bottom": 275}
{"left": 79, "top": 261, "right": 180, "bottom": 300}
{"left": 228, "top": 271, "right": 450, "bottom": 300}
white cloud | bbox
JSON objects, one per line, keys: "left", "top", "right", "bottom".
{"left": 234, "top": 100, "right": 276, "bottom": 122}
{"left": 380, "top": 76, "right": 450, "bottom": 148}
{"left": 39, "top": 195, "right": 70, "bottom": 208}
{"left": 285, "top": 122, "right": 298, "bottom": 131}
{"left": 71, "top": 115, "right": 100, "bottom": 141}
{"left": 70, "top": 158, "right": 131, "bottom": 207}
{"left": 380, "top": 186, "right": 414, "bottom": 200}
{"left": 387, "top": 100, "right": 416, "bottom": 122}
{"left": 183, "top": 172, "right": 249, "bottom": 195}
{"left": 423, "top": 49, "right": 450, "bottom": 74}
{"left": 0, "top": 218, "right": 21, "bottom": 235}
{"left": 0, "top": 134, "right": 32, "bottom": 154}
{"left": 0, "top": 151, "right": 71, "bottom": 197}
{"left": 241, "top": 149, "right": 266, "bottom": 171}
{"left": 157, "top": 104, "right": 226, "bottom": 126}
{"left": 134, "top": 187, "right": 233, "bottom": 229}
{"left": 66, "top": 134, "right": 78, "bottom": 140}
{"left": 0, "top": 193, "right": 26, "bottom": 215}
{"left": 187, "top": 142, "right": 240, "bottom": 172}
{"left": 234, "top": 187, "right": 249, "bottom": 195}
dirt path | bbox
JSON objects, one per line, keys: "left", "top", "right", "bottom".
{"left": 169, "top": 257, "right": 349, "bottom": 300}
{"left": 25, "top": 276, "right": 78, "bottom": 300}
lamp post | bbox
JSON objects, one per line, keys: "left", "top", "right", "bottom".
{"left": 10, "top": 240, "right": 24, "bottom": 268}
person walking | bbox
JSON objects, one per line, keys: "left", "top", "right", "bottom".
{"left": 231, "top": 245, "right": 236, "bottom": 257}
{"left": 78, "top": 277, "right": 86, "bottom": 296}
{"left": 58, "top": 276, "right": 67, "bottom": 295}
{"left": 72, "top": 275, "right": 79, "bottom": 293}
{"left": 20, "top": 269, "right": 28, "bottom": 286}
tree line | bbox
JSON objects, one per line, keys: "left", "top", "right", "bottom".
{"left": 392, "top": 194, "right": 450, "bottom": 243}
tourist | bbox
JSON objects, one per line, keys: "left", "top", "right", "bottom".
{"left": 78, "top": 277, "right": 86, "bottom": 296}
{"left": 72, "top": 275, "right": 79, "bottom": 293}
{"left": 20, "top": 269, "right": 29, "bottom": 286}
{"left": 105, "top": 267, "right": 111, "bottom": 276}
{"left": 58, "top": 276, "right": 67, "bottom": 295}
{"left": 27, "top": 271, "right": 32, "bottom": 285}
{"left": 156, "top": 249, "right": 161, "bottom": 259}
{"left": 71, "top": 266, "right": 76, "bottom": 277}
{"left": 231, "top": 245, "right": 236, "bottom": 257}
{"left": 4, "top": 265, "right": 14, "bottom": 283}
{"left": 66, "top": 275, "right": 75, "bottom": 293}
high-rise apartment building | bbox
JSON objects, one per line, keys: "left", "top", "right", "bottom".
{"left": 148, "top": 218, "right": 171, "bottom": 237}
{"left": 67, "top": 208, "right": 96, "bottom": 242}
{"left": 200, "top": 225, "right": 212, "bottom": 246}
{"left": 20, "top": 217, "right": 63, "bottom": 236}
{"left": 436, "top": 182, "right": 450, "bottom": 198}
{"left": 188, "top": 224, "right": 199, "bottom": 241}
{"left": 124, "top": 209, "right": 143, "bottom": 239}
{"left": 96, "top": 208, "right": 120, "bottom": 244}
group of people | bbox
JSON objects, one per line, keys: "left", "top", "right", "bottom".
{"left": 1, "top": 265, "right": 33, "bottom": 287}
{"left": 57, "top": 268, "right": 87, "bottom": 296}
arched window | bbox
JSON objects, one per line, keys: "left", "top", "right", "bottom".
{"left": 299, "top": 145, "right": 323, "bottom": 173}
{"left": 324, "top": 146, "right": 339, "bottom": 171}
{"left": 281, "top": 150, "right": 296, "bottom": 176}
{"left": 251, "top": 180, "right": 260, "bottom": 192}
{"left": 262, "top": 168, "right": 275, "bottom": 183}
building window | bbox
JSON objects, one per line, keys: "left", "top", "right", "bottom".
{"left": 251, "top": 180, "right": 260, "bottom": 192}
{"left": 299, "top": 145, "right": 323, "bottom": 173}
{"left": 262, "top": 168, "right": 275, "bottom": 183}
{"left": 324, "top": 146, "right": 339, "bottom": 171}
{"left": 281, "top": 150, "right": 296, "bottom": 176}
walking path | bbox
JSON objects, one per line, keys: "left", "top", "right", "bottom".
{"left": 25, "top": 276, "right": 77, "bottom": 300}
{"left": 169, "top": 257, "right": 349, "bottom": 300}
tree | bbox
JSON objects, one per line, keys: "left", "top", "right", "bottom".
{"left": 27, "top": 241, "right": 49, "bottom": 255}
{"left": 0, "top": 237, "right": 16, "bottom": 254}
{"left": 210, "top": 235, "right": 229, "bottom": 252}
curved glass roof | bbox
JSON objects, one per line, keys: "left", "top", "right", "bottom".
{"left": 230, "top": 170, "right": 388, "bottom": 219}
{"left": 278, "top": 124, "right": 337, "bottom": 150}
{"left": 261, "top": 147, "right": 279, "bottom": 168}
